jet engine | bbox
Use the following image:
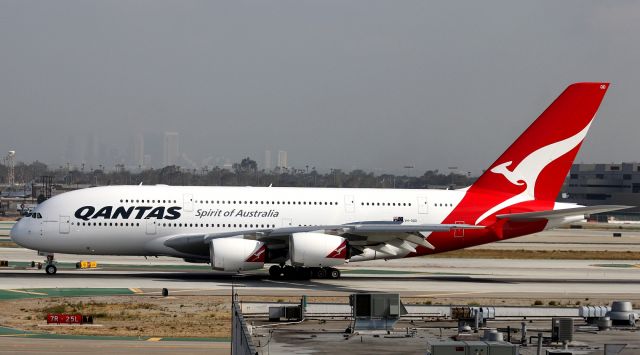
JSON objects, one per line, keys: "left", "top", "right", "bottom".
{"left": 209, "top": 238, "right": 266, "bottom": 272}
{"left": 290, "top": 232, "right": 348, "bottom": 267}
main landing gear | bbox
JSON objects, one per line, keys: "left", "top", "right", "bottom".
{"left": 268, "top": 265, "right": 341, "bottom": 280}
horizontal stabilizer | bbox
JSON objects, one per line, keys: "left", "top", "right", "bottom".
{"left": 496, "top": 205, "right": 632, "bottom": 221}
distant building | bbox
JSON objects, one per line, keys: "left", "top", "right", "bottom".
{"left": 133, "top": 134, "right": 144, "bottom": 168}
{"left": 143, "top": 154, "right": 152, "bottom": 169}
{"left": 64, "top": 136, "right": 77, "bottom": 165}
{"left": 163, "top": 132, "right": 179, "bottom": 167}
{"left": 84, "top": 134, "right": 97, "bottom": 165}
{"left": 277, "top": 150, "right": 288, "bottom": 169}
{"left": 264, "top": 150, "right": 272, "bottom": 171}
{"left": 561, "top": 163, "right": 640, "bottom": 213}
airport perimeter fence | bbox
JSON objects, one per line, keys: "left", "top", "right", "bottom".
{"left": 232, "top": 297, "right": 258, "bottom": 355}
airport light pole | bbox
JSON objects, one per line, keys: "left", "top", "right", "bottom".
{"left": 404, "top": 165, "right": 414, "bottom": 188}
{"left": 448, "top": 166, "right": 458, "bottom": 188}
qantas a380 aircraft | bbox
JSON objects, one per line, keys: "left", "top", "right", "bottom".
{"left": 10, "top": 82, "right": 629, "bottom": 278}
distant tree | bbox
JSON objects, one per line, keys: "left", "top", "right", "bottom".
{"left": 240, "top": 157, "right": 257, "bottom": 172}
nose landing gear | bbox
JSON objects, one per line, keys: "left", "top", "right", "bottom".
{"left": 43, "top": 253, "right": 57, "bottom": 275}
{"left": 45, "top": 263, "right": 57, "bottom": 275}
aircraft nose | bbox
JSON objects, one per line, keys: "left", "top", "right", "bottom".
{"left": 9, "top": 218, "right": 27, "bottom": 247}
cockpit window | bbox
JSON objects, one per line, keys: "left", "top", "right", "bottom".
{"left": 30, "top": 213, "right": 42, "bottom": 219}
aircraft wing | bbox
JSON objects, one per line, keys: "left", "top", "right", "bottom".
{"left": 495, "top": 205, "right": 632, "bottom": 222}
{"left": 161, "top": 222, "right": 485, "bottom": 257}
{"left": 202, "top": 222, "right": 483, "bottom": 241}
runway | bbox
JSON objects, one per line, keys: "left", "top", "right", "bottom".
{"left": 1, "top": 227, "right": 640, "bottom": 299}
{"left": 1, "top": 255, "right": 639, "bottom": 300}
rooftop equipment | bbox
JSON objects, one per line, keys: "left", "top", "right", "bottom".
{"left": 350, "top": 293, "right": 407, "bottom": 331}
{"left": 607, "top": 301, "right": 637, "bottom": 326}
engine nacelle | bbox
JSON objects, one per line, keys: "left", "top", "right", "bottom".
{"left": 209, "top": 238, "right": 266, "bottom": 272}
{"left": 290, "top": 232, "right": 348, "bottom": 267}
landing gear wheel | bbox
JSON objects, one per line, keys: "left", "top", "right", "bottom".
{"left": 314, "top": 267, "right": 327, "bottom": 279}
{"left": 269, "top": 265, "right": 282, "bottom": 279}
{"left": 328, "top": 268, "right": 341, "bottom": 279}
{"left": 45, "top": 264, "right": 57, "bottom": 275}
{"left": 295, "top": 267, "right": 312, "bottom": 280}
{"left": 282, "top": 266, "right": 296, "bottom": 279}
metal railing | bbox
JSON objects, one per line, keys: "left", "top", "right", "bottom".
{"left": 232, "top": 295, "right": 258, "bottom": 355}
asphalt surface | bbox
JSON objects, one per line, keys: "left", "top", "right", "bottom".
{"left": 1, "top": 226, "right": 640, "bottom": 298}
{"left": 1, "top": 255, "right": 639, "bottom": 299}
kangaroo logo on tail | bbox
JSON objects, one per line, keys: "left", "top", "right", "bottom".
{"left": 475, "top": 121, "right": 593, "bottom": 224}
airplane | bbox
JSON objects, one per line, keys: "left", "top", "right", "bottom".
{"left": 10, "top": 82, "right": 629, "bottom": 279}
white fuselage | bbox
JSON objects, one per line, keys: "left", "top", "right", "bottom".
{"left": 11, "top": 185, "right": 465, "bottom": 259}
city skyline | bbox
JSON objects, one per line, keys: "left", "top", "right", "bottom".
{"left": 12, "top": 132, "right": 304, "bottom": 173}
{"left": 2, "top": 2, "right": 640, "bottom": 175}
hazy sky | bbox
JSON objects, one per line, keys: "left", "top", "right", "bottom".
{"left": 1, "top": 1, "right": 639, "bottom": 174}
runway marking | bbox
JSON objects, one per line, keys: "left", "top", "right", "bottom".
{"left": 416, "top": 291, "right": 489, "bottom": 297}
{"left": 147, "top": 337, "right": 162, "bottom": 341}
{"left": 5, "top": 289, "right": 48, "bottom": 296}
{"left": 264, "top": 280, "right": 314, "bottom": 287}
{"left": 129, "top": 288, "right": 143, "bottom": 294}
